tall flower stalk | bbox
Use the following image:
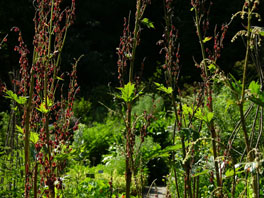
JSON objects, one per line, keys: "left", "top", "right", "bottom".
{"left": 158, "top": 0, "right": 182, "bottom": 197}
{"left": 191, "top": 0, "right": 228, "bottom": 195}
{"left": 11, "top": 0, "right": 78, "bottom": 197}
{"left": 236, "top": 1, "right": 259, "bottom": 196}
{"left": 117, "top": 0, "right": 151, "bottom": 197}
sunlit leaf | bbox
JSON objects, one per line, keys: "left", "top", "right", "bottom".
{"left": 202, "top": 37, "right": 212, "bottom": 43}
{"left": 154, "top": 82, "right": 173, "bottom": 94}
{"left": 30, "top": 132, "right": 39, "bottom": 144}
{"left": 4, "top": 89, "right": 27, "bottom": 105}
{"left": 195, "top": 108, "right": 214, "bottom": 123}
{"left": 141, "top": 18, "right": 155, "bottom": 29}
{"left": 260, "top": 31, "right": 264, "bottom": 36}
{"left": 182, "top": 104, "right": 193, "bottom": 115}
{"left": 248, "top": 81, "right": 260, "bottom": 95}
{"left": 208, "top": 63, "right": 216, "bottom": 71}
{"left": 116, "top": 82, "right": 140, "bottom": 103}
{"left": 36, "top": 102, "right": 49, "bottom": 113}
{"left": 56, "top": 76, "right": 64, "bottom": 81}
{"left": 207, "top": 112, "right": 214, "bottom": 123}
{"left": 16, "top": 125, "right": 23, "bottom": 133}
{"left": 225, "top": 169, "right": 234, "bottom": 177}
{"left": 36, "top": 98, "right": 53, "bottom": 113}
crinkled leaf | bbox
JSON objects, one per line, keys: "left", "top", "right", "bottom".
{"left": 117, "top": 82, "right": 136, "bottom": 102}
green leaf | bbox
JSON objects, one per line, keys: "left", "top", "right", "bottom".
{"left": 16, "top": 125, "right": 23, "bottom": 133}
{"left": 154, "top": 82, "right": 173, "bottom": 94}
{"left": 182, "top": 104, "right": 193, "bottom": 115}
{"left": 229, "top": 74, "right": 242, "bottom": 95}
{"left": 247, "top": 81, "right": 264, "bottom": 106}
{"left": 117, "top": 82, "right": 137, "bottom": 102}
{"left": 195, "top": 108, "right": 203, "bottom": 120}
{"left": 195, "top": 108, "right": 214, "bottom": 123}
{"left": 202, "top": 37, "right": 212, "bottom": 43}
{"left": 260, "top": 31, "right": 264, "bottom": 36}
{"left": 36, "top": 102, "right": 49, "bottom": 113}
{"left": 249, "top": 96, "right": 264, "bottom": 107}
{"left": 190, "top": 7, "right": 194, "bottom": 11}
{"left": 4, "top": 90, "right": 27, "bottom": 105}
{"left": 36, "top": 98, "right": 53, "bottom": 113}
{"left": 192, "top": 169, "right": 209, "bottom": 177}
{"left": 141, "top": 18, "right": 155, "bottom": 29}
{"left": 225, "top": 169, "right": 234, "bottom": 177}
{"left": 46, "top": 97, "right": 53, "bottom": 108}
{"left": 30, "top": 132, "right": 39, "bottom": 144}
{"left": 225, "top": 99, "right": 235, "bottom": 113}
{"left": 16, "top": 125, "right": 39, "bottom": 144}
{"left": 249, "top": 81, "right": 260, "bottom": 95}
{"left": 207, "top": 112, "right": 214, "bottom": 123}
{"left": 152, "top": 144, "right": 182, "bottom": 158}
{"left": 56, "top": 76, "right": 64, "bottom": 81}
{"left": 208, "top": 63, "right": 216, "bottom": 71}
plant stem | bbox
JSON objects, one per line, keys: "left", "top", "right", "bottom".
{"left": 239, "top": 5, "right": 259, "bottom": 197}
{"left": 194, "top": 7, "right": 222, "bottom": 191}
{"left": 24, "top": 68, "right": 35, "bottom": 198}
{"left": 125, "top": 1, "right": 146, "bottom": 197}
{"left": 46, "top": 1, "right": 55, "bottom": 197}
{"left": 125, "top": 102, "right": 132, "bottom": 198}
{"left": 33, "top": 162, "right": 38, "bottom": 198}
{"left": 129, "top": 0, "right": 141, "bottom": 82}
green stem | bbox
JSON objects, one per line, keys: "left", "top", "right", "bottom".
{"left": 46, "top": 1, "right": 55, "bottom": 197}
{"left": 125, "top": 102, "right": 132, "bottom": 198}
{"left": 194, "top": 6, "right": 221, "bottom": 191}
{"left": 239, "top": 8, "right": 251, "bottom": 155}
{"left": 24, "top": 67, "right": 35, "bottom": 198}
{"left": 239, "top": 5, "right": 259, "bottom": 197}
{"left": 129, "top": 0, "right": 142, "bottom": 82}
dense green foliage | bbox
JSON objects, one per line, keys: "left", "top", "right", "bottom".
{"left": 1, "top": 0, "right": 264, "bottom": 198}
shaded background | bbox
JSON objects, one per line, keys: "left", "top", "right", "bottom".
{"left": 0, "top": 0, "right": 248, "bottom": 112}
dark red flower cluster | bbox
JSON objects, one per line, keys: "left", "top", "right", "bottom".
{"left": 12, "top": 0, "right": 77, "bottom": 197}
{"left": 117, "top": 17, "right": 133, "bottom": 87}
{"left": 157, "top": 1, "right": 180, "bottom": 89}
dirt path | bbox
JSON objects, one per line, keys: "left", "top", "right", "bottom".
{"left": 143, "top": 186, "right": 167, "bottom": 198}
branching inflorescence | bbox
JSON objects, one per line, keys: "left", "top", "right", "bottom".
{"left": 11, "top": 0, "right": 79, "bottom": 197}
